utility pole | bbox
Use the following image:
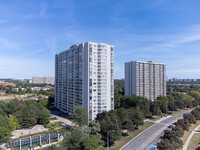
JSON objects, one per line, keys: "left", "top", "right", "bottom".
{"left": 107, "top": 131, "right": 109, "bottom": 150}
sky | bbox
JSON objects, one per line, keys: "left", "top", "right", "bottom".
{"left": 0, "top": 0, "right": 200, "bottom": 79}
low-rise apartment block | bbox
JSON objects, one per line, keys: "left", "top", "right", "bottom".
{"left": 32, "top": 77, "right": 55, "bottom": 85}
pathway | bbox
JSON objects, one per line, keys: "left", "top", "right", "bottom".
{"left": 182, "top": 124, "right": 200, "bottom": 150}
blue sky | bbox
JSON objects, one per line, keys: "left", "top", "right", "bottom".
{"left": 0, "top": 0, "right": 200, "bottom": 79}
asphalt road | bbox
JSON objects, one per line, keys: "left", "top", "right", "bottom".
{"left": 121, "top": 111, "right": 190, "bottom": 150}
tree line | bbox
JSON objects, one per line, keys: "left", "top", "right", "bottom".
{"left": 0, "top": 84, "right": 55, "bottom": 96}
{"left": 0, "top": 98, "right": 51, "bottom": 143}
{"left": 50, "top": 90, "right": 200, "bottom": 150}
{"left": 95, "top": 91, "right": 200, "bottom": 147}
{"left": 157, "top": 107, "right": 200, "bottom": 149}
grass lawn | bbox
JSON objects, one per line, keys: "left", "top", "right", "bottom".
{"left": 0, "top": 94, "right": 33, "bottom": 101}
{"left": 170, "top": 108, "right": 194, "bottom": 116}
{"left": 190, "top": 120, "right": 200, "bottom": 129}
{"left": 188, "top": 133, "right": 200, "bottom": 150}
{"left": 0, "top": 95, "right": 16, "bottom": 100}
{"left": 45, "top": 121, "right": 62, "bottom": 129}
{"left": 181, "top": 131, "right": 191, "bottom": 144}
{"left": 181, "top": 121, "right": 200, "bottom": 145}
{"left": 109, "top": 121, "right": 155, "bottom": 150}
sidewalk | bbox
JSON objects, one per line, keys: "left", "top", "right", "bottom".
{"left": 182, "top": 124, "right": 200, "bottom": 150}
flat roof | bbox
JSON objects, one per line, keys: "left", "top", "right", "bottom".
{"left": 56, "top": 41, "right": 114, "bottom": 55}
{"left": 126, "top": 60, "right": 166, "bottom": 65}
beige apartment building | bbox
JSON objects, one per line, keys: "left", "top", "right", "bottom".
{"left": 32, "top": 77, "right": 55, "bottom": 85}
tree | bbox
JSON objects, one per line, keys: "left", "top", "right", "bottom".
{"left": 183, "top": 94, "right": 194, "bottom": 101}
{"left": 117, "top": 107, "right": 129, "bottom": 126}
{"left": 96, "top": 111, "right": 107, "bottom": 121}
{"left": 172, "top": 126, "right": 184, "bottom": 137}
{"left": 39, "top": 98, "right": 49, "bottom": 108}
{"left": 89, "top": 121, "right": 101, "bottom": 135}
{"left": 192, "top": 100, "right": 199, "bottom": 107}
{"left": 171, "top": 137, "right": 183, "bottom": 149}
{"left": 82, "top": 135, "right": 103, "bottom": 150}
{"left": 81, "top": 125, "right": 91, "bottom": 137}
{"left": 0, "top": 127, "right": 11, "bottom": 142}
{"left": 70, "top": 106, "right": 88, "bottom": 126}
{"left": 175, "top": 119, "right": 189, "bottom": 131}
{"left": 107, "top": 114, "right": 121, "bottom": 145}
{"left": 160, "top": 105, "right": 169, "bottom": 114}
{"left": 5, "top": 99, "right": 24, "bottom": 115}
{"left": 128, "top": 109, "right": 144, "bottom": 129}
{"left": 163, "top": 130, "right": 183, "bottom": 149}
{"left": 191, "top": 108, "right": 200, "bottom": 120}
{"left": 9, "top": 115, "right": 19, "bottom": 131}
{"left": 98, "top": 113, "right": 121, "bottom": 146}
{"left": 168, "top": 102, "right": 177, "bottom": 111}
{"left": 175, "top": 100, "right": 185, "bottom": 109}
{"left": 63, "top": 127, "right": 83, "bottom": 150}
{"left": 114, "top": 87, "right": 122, "bottom": 108}
{"left": 185, "top": 100, "right": 193, "bottom": 108}
{"left": 0, "top": 108, "right": 9, "bottom": 128}
{"left": 157, "top": 139, "right": 174, "bottom": 150}
{"left": 38, "top": 108, "right": 51, "bottom": 125}
{"left": 122, "top": 120, "right": 135, "bottom": 131}
{"left": 43, "top": 145, "right": 60, "bottom": 150}
{"left": 188, "top": 91, "right": 200, "bottom": 100}
{"left": 15, "top": 103, "right": 39, "bottom": 128}
{"left": 184, "top": 113, "right": 196, "bottom": 124}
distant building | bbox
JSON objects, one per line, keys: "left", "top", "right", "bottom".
{"left": 32, "top": 77, "right": 55, "bottom": 85}
{"left": 55, "top": 42, "right": 114, "bottom": 120}
{"left": 125, "top": 61, "right": 166, "bottom": 100}
{"left": 0, "top": 90, "right": 6, "bottom": 95}
{"left": 0, "top": 82, "right": 16, "bottom": 87}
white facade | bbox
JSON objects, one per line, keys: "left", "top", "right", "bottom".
{"left": 125, "top": 61, "right": 166, "bottom": 100}
{"left": 55, "top": 42, "right": 114, "bottom": 120}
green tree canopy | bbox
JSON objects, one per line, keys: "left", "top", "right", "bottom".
{"left": 63, "top": 127, "right": 84, "bottom": 150}
{"left": 70, "top": 105, "right": 88, "bottom": 126}
{"left": 9, "top": 115, "right": 19, "bottom": 131}
{"left": 82, "top": 135, "right": 103, "bottom": 150}
{"left": 0, "top": 126, "right": 11, "bottom": 142}
{"left": 0, "top": 108, "right": 9, "bottom": 128}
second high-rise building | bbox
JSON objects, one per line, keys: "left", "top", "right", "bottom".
{"left": 55, "top": 42, "right": 114, "bottom": 120}
{"left": 125, "top": 61, "right": 166, "bottom": 100}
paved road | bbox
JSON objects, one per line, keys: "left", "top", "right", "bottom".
{"left": 121, "top": 112, "right": 190, "bottom": 150}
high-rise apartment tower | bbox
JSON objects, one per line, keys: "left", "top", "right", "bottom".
{"left": 125, "top": 61, "right": 166, "bottom": 100}
{"left": 55, "top": 42, "right": 114, "bottom": 120}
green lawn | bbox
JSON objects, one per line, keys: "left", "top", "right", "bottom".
{"left": 45, "top": 121, "right": 62, "bottom": 129}
{"left": 188, "top": 132, "right": 200, "bottom": 150}
{"left": 0, "top": 94, "right": 33, "bottom": 101}
{"left": 109, "top": 121, "right": 155, "bottom": 150}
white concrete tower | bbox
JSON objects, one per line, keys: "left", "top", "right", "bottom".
{"left": 55, "top": 42, "right": 114, "bottom": 120}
